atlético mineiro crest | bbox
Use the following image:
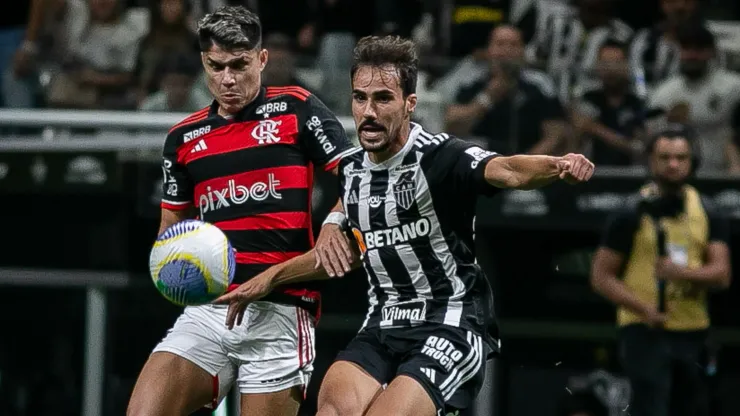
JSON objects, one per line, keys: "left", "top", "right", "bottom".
{"left": 393, "top": 171, "right": 416, "bottom": 210}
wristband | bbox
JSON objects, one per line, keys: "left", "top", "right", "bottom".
{"left": 322, "top": 211, "right": 346, "bottom": 228}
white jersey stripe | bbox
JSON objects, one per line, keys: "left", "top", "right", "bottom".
{"left": 385, "top": 163, "right": 432, "bottom": 298}
{"left": 442, "top": 331, "right": 483, "bottom": 400}
{"left": 413, "top": 152, "right": 465, "bottom": 299}
{"left": 439, "top": 331, "right": 478, "bottom": 394}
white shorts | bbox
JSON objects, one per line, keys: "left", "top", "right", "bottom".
{"left": 152, "top": 301, "right": 315, "bottom": 408}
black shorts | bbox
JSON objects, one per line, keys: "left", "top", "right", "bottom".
{"left": 335, "top": 324, "right": 489, "bottom": 414}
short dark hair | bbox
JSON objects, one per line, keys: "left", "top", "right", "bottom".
{"left": 677, "top": 22, "right": 715, "bottom": 50}
{"left": 197, "top": 6, "right": 262, "bottom": 52}
{"left": 351, "top": 36, "right": 418, "bottom": 96}
{"left": 599, "top": 39, "right": 628, "bottom": 56}
{"left": 646, "top": 123, "right": 697, "bottom": 155}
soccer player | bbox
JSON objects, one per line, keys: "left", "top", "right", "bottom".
{"left": 127, "top": 6, "right": 356, "bottom": 416}
{"left": 217, "top": 35, "right": 595, "bottom": 416}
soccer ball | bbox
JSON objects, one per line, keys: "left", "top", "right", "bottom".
{"left": 149, "top": 219, "right": 236, "bottom": 306}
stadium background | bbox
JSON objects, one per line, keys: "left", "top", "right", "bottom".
{"left": 1, "top": 0, "right": 740, "bottom": 415}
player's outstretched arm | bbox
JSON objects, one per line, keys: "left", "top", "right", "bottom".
{"left": 214, "top": 244, "right": 362, "bottom": 329}
{"left": 483, "top": 153, "right": 594, "bottom": 189}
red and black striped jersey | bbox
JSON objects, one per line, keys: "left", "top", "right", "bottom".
{"left": 160, "top": 86, "right": 355, "bottom": 315}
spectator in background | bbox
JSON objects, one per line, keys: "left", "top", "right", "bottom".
{"left": 648, "top": 23, "right": 740, "bottom": 173}
{"left": 138, "top": 53, "right": 210, "bottom": 112}
{"left": 46, "top": 0, "right": 146, "bottom": 109}
{"left": 375, "top": 0, "right": 423, "bottom": 38}
{"left": 445, "top": 25, "right": 566, "bottom": 155}
{"left": 527, "top": 0, "right": 633, "bottom": 101}
{"left": 0, "top": 0, "right": 45, "bottom": 107}
{"left": 261, "top": 33, "right": 307, "bottom": 89}
{"left": 447, "top": 0, "right": 510, "bottom": 58}
{"left": 136, "top": 0, "right": 198, "bottom": 103}
{"left": 630, "top": 0, "right": 701, "bottom": 95}
{"left": 591, "top": 124, "right": 732, "bottom": 416}
{"left": 301, "top": 0, "right": 377, "bottom": 115}
{"left": 2, "top": 0, "right": 85, "bottom": 109}
{"left": 572, "top": 40, "right": 646, "bottom": 166}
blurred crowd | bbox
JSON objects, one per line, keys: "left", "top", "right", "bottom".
{"left": 2, "top": 0, "right": 740, "bottom": 174}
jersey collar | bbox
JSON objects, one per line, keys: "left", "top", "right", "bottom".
{"left": 208, "top": 87, "right": 267, "bottom": 120}
{"left": 362, "top": 122, "right": 422, "bottom": 170}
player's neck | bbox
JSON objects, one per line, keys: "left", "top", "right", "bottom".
{"left": 368, "top": 122, "right": 411, "bottom": 164}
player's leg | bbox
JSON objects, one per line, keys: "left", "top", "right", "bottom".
{"left": 365, "top": 325, "right": 487, "bottom": 416}
{"left": 127, "top": 352, "right": 215, "bottom": 415}
{"left": 227, "top": 302, "right": 317, "bottom": 416}
{"left": 364, "top": 375, "right": 436, "bottom": 416}
{"left": 127, "top": 305, "right": 235, "bottom": 416}
{"left": 239, "top": 386, "right": 303, "bottom": 416}
{"left": 316, "top": 327, "right": 394, "bottom": 416}
{"left": 316, "top": 361, "right": 384, "bottom": 416}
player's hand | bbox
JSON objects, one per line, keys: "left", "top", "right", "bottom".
{"left": 314, "top": 223, "right": 353, "bottom": 277}
{"left": 655, "top": 257, "right": 685, "bottom": 281}
{"left": 213, "top": 273, "right": 275, "bottom": 330}
{"left": 557, "top": 153, "right": 594, "bottom": 184}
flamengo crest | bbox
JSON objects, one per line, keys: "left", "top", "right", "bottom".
{"left": 252, "top": 119, "right": 282, "bottom": 145}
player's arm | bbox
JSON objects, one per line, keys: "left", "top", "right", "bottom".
{"left": 159, "top": 208, "right": 194, "bottom": 235}
{"left": 437, "top": 139, "right": 593, "bottom": 197}
{"left": 158, "top": 131, "right": 195, "bottom": 235}
{"left": 590, "top": 211, "right": 661, "bottom": 321}
{"left": 656, "top": 207, "right": 731, "bottom": 289}
{"left": 271, "top": 245, "right": 363, "bottom": 286}
{"left": 483, "top": 152, "right": 593, "bottom": 189}
{"left": 300, "top": 94, "right": 358, "bottom": 173}
{"left": 215, "top": 244, "right": 363, "bottom": 328}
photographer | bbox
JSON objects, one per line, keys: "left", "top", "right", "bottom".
{"left": 445, "top": 25, "right": 566, "bottom": 155}
{"left": 590, "top": 124, "right": 732, "bottom": 416}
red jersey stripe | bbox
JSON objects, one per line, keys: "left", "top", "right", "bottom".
{"left": 266, "top": 91, "right": 309, "bottom": 101}
{"left": 161, "top": 200, "right": 192, "bottom": 210}
{"left": 179, "top": 114, "right": 299, "bottom": 164}
{"left": 193, "top": 165, "right": 309, "bottom": 202}
{"left": 169, "top": 107, "right": 210, "bottom": 133}
{"left": 235, "top": 251, "right": 302, "bottom": 264}
{"left": 266, "top": 86, "right": 311, "bottom": 96}
{"left": 214, "top": 212, "right": 310, "bottom": 231}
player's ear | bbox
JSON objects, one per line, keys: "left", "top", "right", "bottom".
{"left": 406, "top": 93, "right": 417, "bottom": 114}
{"left": 259, "top": 49, "right": 268, "bottom": 71}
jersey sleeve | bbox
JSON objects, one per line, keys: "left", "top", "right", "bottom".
{"left": 433, "top": 138, "right": 500, "bottom": 197}
{"left": 301, "top": 94, "right": 355, "bottom": 172}
{"left": 160, "top": 131, "right": 194, "bottom": 210}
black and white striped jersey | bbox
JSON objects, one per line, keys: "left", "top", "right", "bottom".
{"left": 338, "top": 123, "right": 500, "bottom": 341}
{"left": 629, "top": 27, "right": 680, "bottom": 91}
{"left": 527, "top": 11, "right": 633, "bottom": 96}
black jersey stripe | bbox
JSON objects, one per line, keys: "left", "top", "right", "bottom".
{"left": 223, "top": 228, "right": 312, "bottom": 253}
{"left": 394, "top": 150, "right": 454, "bottom": 302}
{"left": 366, "top": 169, "right": 419, "bottom": 301}
{"left": 185, "top": 145, "right": 309, "bottom": 181}
{"left": 196, "top": 189, "right": 309, "bottom": 223}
